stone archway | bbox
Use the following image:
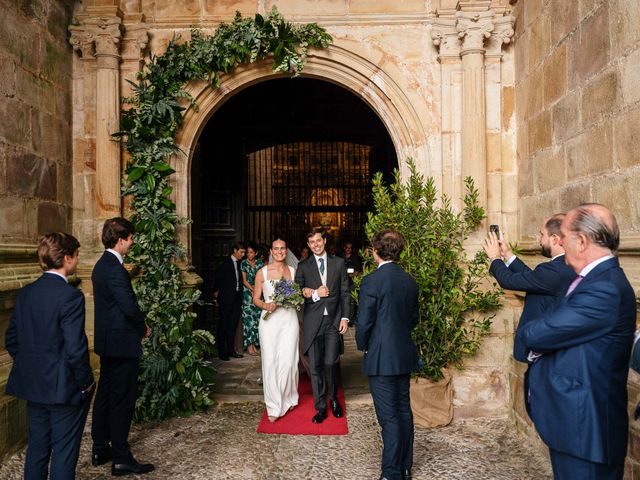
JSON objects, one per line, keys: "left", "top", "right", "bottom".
{"left": 171, "top": 45, "right": 429, "bottom": 254}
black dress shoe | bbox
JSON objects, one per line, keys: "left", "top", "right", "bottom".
{"left": 218, "top": 355, "right": 230, "bottom": 361}
{"left": 231, "top": 352, "right": 244, "bottom": 358}
{"left": 312, "top": 410, "right": 328, "bottom": 424}
{"left": 92, "top": 449, "right": 112, "bottom": 466}
{"left": 330, "top": 399, "right": 344, "bottom": 418}
{"left": 402, "top": 469, "right": 412, "bottom": 480}
{"left": 112, "top": 459, "right": 155, "bottom": 476}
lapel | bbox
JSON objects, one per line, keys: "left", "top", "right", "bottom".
{"left": 565, "top": 256, "right": 618, "bottom": 299}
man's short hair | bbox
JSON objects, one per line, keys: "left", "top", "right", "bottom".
{"left": 372, "top": 229, "right": 405, "bottom": 262}
{"left": 569, "top": 203, "right": 620, "bottom": 251}
{"left": 38, "top": 232, "right": 80, "bottom": 271}
{"left": 306, "top": 228, "right": 326, "bottom": 240}
{"left": 101, "top": 217, "right": 135, "bottom": 249}
{"left": 232, "top": 242, "right": 246, "bottom": 252}
{"left": 545, "top": 213, "right": 565, "bottom": 237}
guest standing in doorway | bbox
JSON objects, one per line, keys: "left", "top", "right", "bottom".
{"left": 214, "top": 242, "right": 246, "bottom": 361}
{"left": 241, "top": 242, "right": 264, "bottom": 356}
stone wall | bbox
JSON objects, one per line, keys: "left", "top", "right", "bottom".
{"left": 0, "top": 0, "right": 75, "bottom": 460}
{"left": 512, "top": 0, "right": 640, "bottom": 476}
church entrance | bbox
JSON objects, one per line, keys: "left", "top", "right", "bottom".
{"left": 190, "top": 78, "right": 397, "bottom": 322}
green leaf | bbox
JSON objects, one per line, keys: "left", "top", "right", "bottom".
{"left": 127, "top": 167, "right": 145, "bottom": 182}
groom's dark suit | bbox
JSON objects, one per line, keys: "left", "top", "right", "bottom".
{"left": 295, "top": 254, "right": 350, "bottom": 413}
{"left": 91, "top": 251, "right": 147, "bottom": 464}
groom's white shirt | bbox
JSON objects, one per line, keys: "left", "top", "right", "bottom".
{"left": 311, "top": 253, "right": 328, "bottom": 315}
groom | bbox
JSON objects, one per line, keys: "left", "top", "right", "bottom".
{"left": 295, "top": 228, "right": 350, "bottom": 423}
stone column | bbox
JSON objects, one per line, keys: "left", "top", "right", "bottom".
{"left": 485, "top": 13, "right": 516, "bottom": 231}
{"left": 456, "top": 1, "right": 494, "bottom": 216}
{"left": 86, "top": 13, "right": 123, "bottom": 221}
{"left": 431, "top": 14, "right": 464, "bottom": 207}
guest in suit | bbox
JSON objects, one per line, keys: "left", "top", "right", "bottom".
{"left": 5, "top": 232, "right": 94, "bottom": 480}
{"left": 91, "top": 217, "right": 154, "bottom": 476}
{"left": 356, "top": 229, "right": 419, "bottom": 480}
{"left": 515, "top": 204, "right": 636, "bottom": 480}
{"left": 483, "top": 215, "right": 575, "bottom": 416}
{"left": 214, "top": 242, "right": 246, "bottom": 361}
{"left": 295, "top": 228, "right": 350, "bottom": 423}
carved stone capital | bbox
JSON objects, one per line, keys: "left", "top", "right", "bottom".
{"left": 85, "top": 17, "right": 123, "bottom": 58}
{"left": 455, "top": 9, "right": 495, "bottom": 55}
{"left": 485, "top": 14, "right": 516, "bottom": 58}
{"left": 431, "top": 18, "right": 461, "bottom": 60}
{"left": 69, "top": 25, "right": 95, "bottom": 59}
{"left": 122, "top": 23, "right": 149, "bottom": 63}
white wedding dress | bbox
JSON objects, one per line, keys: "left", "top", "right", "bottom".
{"left": 259, "top": 265, "right": 300, "bottom": 418}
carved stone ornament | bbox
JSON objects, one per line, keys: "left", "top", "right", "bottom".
{"left": 485, "top": 14, "right": 516, "bottom": 57}
{"left": 431, "top": 19, "right": 461, "bottom": 59}
{"left": 455, "top": 9, "right": 495, "bottom": 54}
{"left": 69, "top": 25, "right": 95, "bottom": 59}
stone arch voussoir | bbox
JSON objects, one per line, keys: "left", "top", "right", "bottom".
{"left": 172, "top": 45, "right": 428, "bottom": 251}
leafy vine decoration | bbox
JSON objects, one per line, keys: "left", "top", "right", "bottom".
{"left": 114, "top": 8, "right": 332, "bottom": 421}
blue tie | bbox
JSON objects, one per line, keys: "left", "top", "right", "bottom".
{"left": 318, "top": 258, "right": 325, "bottom": 275}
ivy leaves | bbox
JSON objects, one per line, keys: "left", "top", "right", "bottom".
{"left": 115, "top": 8, "right": 331, "bottom": 421}
{"left": 358, "top": 159, "right": 502, "bottom": 382}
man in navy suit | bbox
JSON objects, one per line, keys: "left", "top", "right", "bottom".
{"left": 356, "top": 230, "right": 419, "bottom": 480}
{"left": 484, "top": 215, "right": 575, "bottom": 416}
{"left": 516, "top": 204, "right": 636, "bottom": 479}
{"left": 213, "top": 242, "right": 246, "bottom": 361}
{"left": 90, "top": 218, "right": 154, "bottom": 476}
{"left": 295, "top": 228, "right": 350, "bottom": 423}
{"left": 6, "top": 232, "right": 94, "bottom": 479}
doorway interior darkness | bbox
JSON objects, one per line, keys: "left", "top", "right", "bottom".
{"left": 191, "top": 78, "right": 397, "bottom": 320}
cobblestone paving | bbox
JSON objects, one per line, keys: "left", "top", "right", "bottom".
{"left": 0, "top": 403, "right": 551, "bottom": 480}
{"left": 0, "top": 330, "right": 552, "bottom": 479}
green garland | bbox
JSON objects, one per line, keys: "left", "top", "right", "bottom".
{"left": 115, "top": 8, "right": 332, "bottom": 421}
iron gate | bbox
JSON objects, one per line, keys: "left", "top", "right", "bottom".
{"left": 245, "top": 141, "right": 372, "bottom": 253}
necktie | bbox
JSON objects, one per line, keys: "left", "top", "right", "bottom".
{"left": 318, "top": 257, "right": 325, "bottom": 275}
{"left": 565, "top": 275, "right": 583, "bottom": 296}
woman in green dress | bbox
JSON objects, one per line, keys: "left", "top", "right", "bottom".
{"left": 241, "top": 242, "right": 264, "bottom": 355}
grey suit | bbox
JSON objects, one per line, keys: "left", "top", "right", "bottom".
{"left": 295, "top": 254, "right": 350, "bottom": 412}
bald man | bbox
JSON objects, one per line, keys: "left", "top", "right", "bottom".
{"left": 515, "top": 204, "right": 636, "bottom": 480}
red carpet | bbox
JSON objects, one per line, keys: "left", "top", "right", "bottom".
{"left": 256, "top": 372, "right": 348, "bottom": 435}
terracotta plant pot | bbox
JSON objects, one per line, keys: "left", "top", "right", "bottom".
{"left": 410, "top": 371, "right": 453, "bottom": 428}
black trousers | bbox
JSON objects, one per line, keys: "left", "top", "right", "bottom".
{"left": 369, "top": 374, "right": 413, "bottom": 480}
{"left": 91, "top": 356, "right": 140, "bottom": 463}
{"left": 307, "top": 315, "right": 340, "bottom": 412}
{"left": 216, "top": 291, "right": 243, "bottom": 357}
{"left": 25, "top": 395, "right": 92, "bottom": 480}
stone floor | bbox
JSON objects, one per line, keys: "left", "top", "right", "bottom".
{"left": 0, "top": 329, "right": 552, "bottom": 479}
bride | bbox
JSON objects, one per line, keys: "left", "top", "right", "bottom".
{"left": 253, "top": 238, "right": 300, "bottom": 422}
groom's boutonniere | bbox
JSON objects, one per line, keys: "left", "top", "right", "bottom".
{"left": 264, "top": 278, "right": 304, "bottom": 319}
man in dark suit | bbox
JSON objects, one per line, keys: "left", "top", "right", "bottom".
{"left": 356, "top": 230, "right": 419, "bottom": 480}
{"left": 6, "top": 232, "right": 94, "bottom": 479}
{"left": 91, "top": 217, "right": 154, "bottom": 476}
{"left": 295, "top": 228, "right": 350, "bottom": 423}
{"left": 213, "top": 242, "right": 246, "bottom": 361}
{"left": 484, "top": 214, "right": 575, "bottom": 416}
{"left": 516, "top": 204, "right": 636, "bottom": 479}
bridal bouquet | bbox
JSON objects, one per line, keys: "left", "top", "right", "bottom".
{"left": 264, "top": 278, "right": 304, "bottom": 319}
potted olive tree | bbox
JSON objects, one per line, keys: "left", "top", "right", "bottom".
{"left": 356, "top": 160, "right": 502, "bottom": 427}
